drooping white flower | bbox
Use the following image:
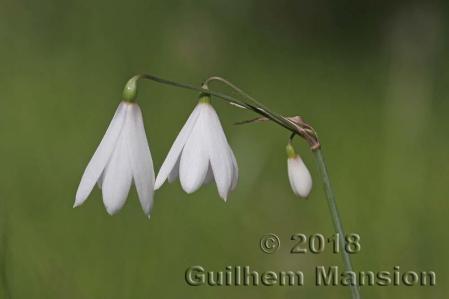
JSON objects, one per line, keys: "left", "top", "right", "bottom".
{"left": 74, "top": 102, "right": 155, "bottom": 216}
{"left": 286, "top": 143, "right": 312, "bottom": 198}
{"left": 155, "top": 95, "right": 238, "bottom": 201}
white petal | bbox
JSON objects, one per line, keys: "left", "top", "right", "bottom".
{"left": 202, "top": 104, "right": 234, "bottom": 201}
{"left": 101, "top": 107, "right": 133, "bottom": 215}
{"left": 179, "top": 108, "right": 210, "bottom": 193}
{"left": 97, "top": 172, "right": 104, "bottom": 189}
{"left": 203, "top": 164, "right": 214, "bottom": 185}
{"left": 126, "top": 103, "right": 155, "bottom": 216}
{"left": 229, "top": 147, "right": 239, "bottom": 191}
{"left": 74, "top": 102, "right": 127, "bottom": 207}
{"left": 155, "top": 104, "right": 201, "bottom": 189}
{"left": 288, "top": 156, "right": 312, "bottom": 198}
{"left": 167, "top": 157, "right": 180, "bottom": 183}
{"left": 203, "top": 151, "right": 236, "bottom": 188}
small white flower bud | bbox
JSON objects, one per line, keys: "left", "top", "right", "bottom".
{"left": 286, "top": 143, "right": 312, "bottom": 198}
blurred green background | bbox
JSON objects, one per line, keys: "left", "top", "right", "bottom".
{"left": 0, "top": 0, "right": 448, "bottom": 298}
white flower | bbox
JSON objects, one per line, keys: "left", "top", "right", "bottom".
{"left": 287, "top": 143, "right": 312, "bottom": 198}
{"left": 155, "top": 97, "right": 238, "bottom": 201}
{"left": 74, "top": 102, "right": 155, "bottom": 216}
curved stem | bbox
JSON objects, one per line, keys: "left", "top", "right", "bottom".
{"left": 123, "top": 74, "right": 250, "bottom": 108}
{"left": 123, "top": 74, "right": 301, "bottom": 135}
{"left": 314, "top": 149, "right": 361, "bottom": 299}
{"left": 123, "top": 72, "right": 359, "bottom": 298}
{"left": 204, "top": 76, "right": 296, "bottom": 135}
{"left": 204, "top": 76, "right": 320, "bottom": 149}
{"left": 204, "top": 76, "right": 264, "bottom": 107}
{"left": 0, "top": 205, "right": 10, "bottom": 298}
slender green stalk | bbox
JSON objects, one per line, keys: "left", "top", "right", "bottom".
{"left": 314, "top": 149, "right": 361, "bottom": 299}
{"left": 123, "top": 72, "right": 361, "bottom": 298}
{"left": 206, "top": 76, "right": 361, "bottom": 298}
{"left": 205, "top": 76, "right": 361, "bottom": 298}
{"left": 122, "top": 74, "right": 301, "bottom": 135}
{"left": 203, "top": 76, "right": 290, "bottom": 127}
{"left": 0, "top": 208, "right": 10, "bottom": 298}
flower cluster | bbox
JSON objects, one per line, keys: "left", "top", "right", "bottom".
{"left": 75, "top": 93, "right": 312, "bottom": 217}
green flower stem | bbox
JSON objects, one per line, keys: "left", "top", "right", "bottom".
{"left": 203, "top": 76, "right": 296, "bottom": 136}
{"left": 0, "top": 207, "right": 10, "bottom": 298}
{"left": 123, "top": 72, "right": 361, "bottom": 298}
{"left": 314, "top": 149, "right": 361, "bottom": 299}
{"left": 205, "top": 75, "right": 361, "bottom": 298}
{"left": 204, "top": 75, "right": 360, "bottom": 298}
{"left": 121, "top": 74, "right": 300, "bottom": 135}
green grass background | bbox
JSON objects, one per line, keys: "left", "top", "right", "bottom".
{"left": 0, "top": 0, "right": 448, "bottom": 298}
